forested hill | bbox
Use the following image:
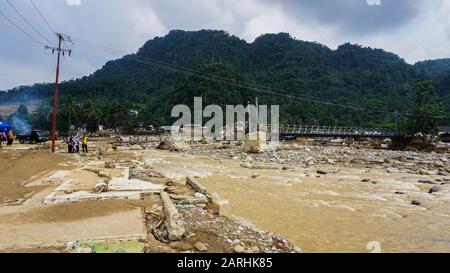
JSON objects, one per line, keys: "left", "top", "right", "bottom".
{"left": 1, "top": 30, "right": 449, "bottom": 128}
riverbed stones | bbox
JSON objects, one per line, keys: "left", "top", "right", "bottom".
{"left": 429, "top": 186, "right": 442, "bottom": 194}
{"left": 130, "top": 144, "right": 143, "bottom": 150}
{"left": 418, "top": 179, "right": 435, "bottom": 185}
{"left": 158, "top": 140, "right": 190, "bottom": 152}
{"left": 317, "top": 168, "right": 340, "bottom": 175}
{"left": 194, "top": 242, "right": 208, "bottom": 252}
{"left": 386, "top": 167, "right": 400, "bottom": 174}
{"left": 104, "top": 161, "right": 116, "bottom": 169}
{"left": 233, "top": 245, "right": 245, "bottom": 253}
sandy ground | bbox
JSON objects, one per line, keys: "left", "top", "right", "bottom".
{"left": 0, "top": 145, "right": 153, "bottom": 251}
{"left": 0, "top": 149, "right": 74, "bottom": 204}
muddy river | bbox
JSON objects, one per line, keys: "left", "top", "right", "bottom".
{"left": 139, "top": 149, "right": 450, "bottom": 253}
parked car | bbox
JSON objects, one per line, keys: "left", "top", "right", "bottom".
{"left": 17, "top": 130, "right": 49, "bottom": 144}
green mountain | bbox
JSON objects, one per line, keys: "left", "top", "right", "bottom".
{"left": 1, "top": 30, "right": 449, "bottom": 129}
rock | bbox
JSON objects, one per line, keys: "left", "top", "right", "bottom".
{"left": 411, "top": 200, "right": 421, "bottom": 206}
{"left": 251, "top": 246, "right": 260, "bottom": 253}
{"left": 240, "top": 163, "right": 252, "bottom": 169}
{"left": 158, "top": 140, "right": 189, "bottom": 152}
{"left": 418, "top": 179, "right": 435, "bottom": 185}
{"left": 66, "top": 241, "right": 81, "bottom": 251}
{"left": 395, "top": 191, "right": 405, "bottom": 195}
{"left": 233, "top": 245, "right": 245, "bottom": 253}
{"left": 104, "top": 161, "right": 116, "bottom": 169}
{"left": 317, "top": 168, "right": 339, "bottom": 175}
{"left": 98, "top": 170, "right": 111, "bottom": 178}
{"left": 93, "top": 181, "right": 108, "bottom": 193}
{"left": 386, "top": 167, "right": 400, "bottom": 174}
{"left": 194, "top": 242, "right": 208, "bottom": 252}
{"left": 194, "top": 193, "right": 208, "bottom": 202}
{"left": 429, "top": 186, "right": 442, "bottom": 194}
{"left": 361, "top": 179, "right": 371, "bottom": 183}
{"left": 130, "top": 144, "right": 143, "bottom": 150}
{"left": 251, "top": 174, "right": 260, "bottom": 179}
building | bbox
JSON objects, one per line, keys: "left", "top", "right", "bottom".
{"left": 439, "top": 126, "right": 450, "bottom": 143}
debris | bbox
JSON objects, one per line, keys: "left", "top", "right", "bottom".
{"left": 93, "top": 181, "right": 109, "bottom": 193}
{"left": 194, "top": 242, "right": 208, "bottom": 252}
{"left": 186, "top": 177, "right": 208, "bottom": 195}
{"left": 104, "top": 161, "right": 116, "bottom": 169}
{"left": 161, "top": 192, "right": 186, "bottom": 241}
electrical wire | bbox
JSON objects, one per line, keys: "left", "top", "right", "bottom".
{"left": 29, "top": 0, "right": 57, "bottom": 34}
{"left": 5, "top": 0, "right": 54, "bottom": 46}
{"left": 0, "top": 9, "right": 45, "bottom": 47}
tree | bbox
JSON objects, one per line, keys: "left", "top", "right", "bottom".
{"left": 405, "top": 81, "right": 443, "bottom": 138}
{"left": 17, "top": 104, "right": 29, "bottom": 117}
{"left": 60, "top": 96, "right": 80, "bottom": 130}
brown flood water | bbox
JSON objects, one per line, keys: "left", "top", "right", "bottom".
{"left": 142, "top": 149, "right": 450, "bottom": 253}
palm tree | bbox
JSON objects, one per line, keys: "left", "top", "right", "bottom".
{"left": 60, "top": 96, "right": 79, "bottom": 129}
{"left": 83, "top": 100, "right": 102, "bottom": 131}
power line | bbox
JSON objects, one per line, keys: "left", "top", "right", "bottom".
{"left": 5, "top": 0, "right": 53, "bottom": 45}
{"left": 73, "top": 38, "right": 450, "bottom": 119}
{"left": 29, "top": 0, "right": 56, "bottom": 34}
{"left": 0, "top": 9, "right": 45, "bottom": 46}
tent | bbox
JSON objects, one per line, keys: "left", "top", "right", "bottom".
{"left": 0, "top": 121, "right": 11, "bottom": 134}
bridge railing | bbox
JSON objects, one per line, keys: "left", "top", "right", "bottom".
{"left": 279, "top": 125, "right": 397, "bottom": 137}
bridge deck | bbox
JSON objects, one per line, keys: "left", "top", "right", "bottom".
{"left": 279, "top": 125, "right": 397, "bottom": 138}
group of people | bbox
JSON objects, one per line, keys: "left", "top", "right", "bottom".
{"left": 67, "top": 134, "right": 88, "bottom": 154}
{"left": 0, "top": 129, "right": 14, "bottom": 148}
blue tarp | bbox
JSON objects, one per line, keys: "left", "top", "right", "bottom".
{"left": 0, "top": 121, "right": 11, "bottom": 134}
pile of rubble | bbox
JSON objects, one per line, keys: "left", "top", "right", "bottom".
{"left": 145, "top": 177, "right": 300, "bottom": 253}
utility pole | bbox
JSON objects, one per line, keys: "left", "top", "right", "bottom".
{"left": 46, "top": 33, "right": 72, "bottom": 153}
{"left": 394, "top": 110, "right": 399, "bottom": 134}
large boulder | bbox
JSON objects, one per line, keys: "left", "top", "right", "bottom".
{"left": 157, "top": 140, "right": 189, "bottom": 152}
{"left": 130, "top": 144, "right": 144, "bottom": 150}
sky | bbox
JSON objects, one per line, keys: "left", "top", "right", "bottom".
{"left": 1, "top": 0, "right": 450, "bottom": 90}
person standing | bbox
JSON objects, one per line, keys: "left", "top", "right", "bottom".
{"left": 82, "top": 134, "right": 88, "bottom": 153}
{"left": 68, "top": 136, "right": 73, "bottom": 154}
{"left": 0, "top": 131, "right": 4, "bottom": 148}
{"left": 7, "top": 129, "right": 14, "bottom": 146}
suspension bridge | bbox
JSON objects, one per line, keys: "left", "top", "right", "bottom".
{"left": 278, "top": 125, "right": 397, "bottom": 138}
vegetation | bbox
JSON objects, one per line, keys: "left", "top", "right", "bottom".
{"left": 0, "top": 30, "right": 449, "bottom": 133}
{"left": 405, "top": 81, "right": 444, "bottom": 137}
